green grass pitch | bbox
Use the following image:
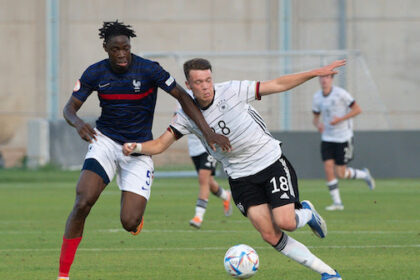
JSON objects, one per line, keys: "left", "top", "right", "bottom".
{"left": 0, "top": 169, "right": 419, "bottom": 279}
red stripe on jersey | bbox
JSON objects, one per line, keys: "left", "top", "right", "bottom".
{"left": 99, "top": 88, "right": 155, "bottom": 100}
{"left": 256, "top": 81, "right": 261, "bottom": 100}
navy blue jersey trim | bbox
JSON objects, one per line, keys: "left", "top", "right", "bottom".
{"left": 82, "top": 158, "right": 110, "bottom": 185}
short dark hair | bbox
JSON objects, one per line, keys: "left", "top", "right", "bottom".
{"left": 98, "top": 20, "right": 136, "bottom": 44}
{"left": 183, "top": 58, "right": 212, "bottom": 80}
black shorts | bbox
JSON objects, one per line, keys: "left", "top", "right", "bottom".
{"left": 228, "top": 155, "right": 301, "bottom": 217}
{"left": 321, "top": 138, "right": 354, "bottom": 165}
{"left": 191, "top": 152, "right": 217, "bottom": 176}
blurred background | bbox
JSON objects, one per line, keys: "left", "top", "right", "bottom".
{"left": 0, "top": 0, "right": 419, "bottom": 177}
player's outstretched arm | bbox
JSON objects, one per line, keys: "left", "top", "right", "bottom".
{"left": 63, "top": 96, "right": 97, "bottom": 143}
{"left": 168, "top": 84, "right": 232, "bottom": 152}
{"left": 259, "top": 59, "right": 346, "bottom": 97}
{"left": 123, "top": 130, "right": 176, "bottom": 156}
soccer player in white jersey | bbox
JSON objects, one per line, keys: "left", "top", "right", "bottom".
{"left": 185, "top": 125, "right": 232, "bottom": 228}
{"left": 123, "top": 58, "right": 347, "bottom": 280}
{"left": 312, "top": 74, "right": 375, "bottom": 211}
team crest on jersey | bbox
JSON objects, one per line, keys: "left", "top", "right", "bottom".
{"left": 217, "top": 99, "right": 230, "bottom": 112}
{"left": 133, "top": 80, "right": 141, "bottom": 92}
{"left": 73, "top": 80, "right": 81, "bottom": 92}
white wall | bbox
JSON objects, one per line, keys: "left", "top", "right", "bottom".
{"left": 1, "top": 0, "right": 419, "bottom": 166}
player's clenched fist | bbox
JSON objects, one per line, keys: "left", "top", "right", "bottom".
{"left": 123, "top": 143, "right": 142, "bottom": 156}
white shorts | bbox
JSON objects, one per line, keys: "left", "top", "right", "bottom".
{"left": 84, "top": 129, "right": 154, "bottom": 200}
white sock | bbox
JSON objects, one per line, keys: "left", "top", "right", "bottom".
{"left": 330, "top": 189, "right": 342, "bottom": 205}
{"left": 327, "top": 179, "right": 342, "bottom": 205}
{"left": 274, "top": 233, "right": 336, "bottom": 275}
{"left": 295, "top": 208, "right": 312, "bottom": 229}
{"left": 195, "top": 199, "right": 208, "bottom": 220}
{"left": 215, "top": 186, "right": 229, "bottom": 200}
{"left": 347, "top": 167, "right": 368, "bottom": 179}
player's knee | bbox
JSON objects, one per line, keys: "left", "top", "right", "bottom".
{"left": 121, "top": 215, "right": 142, "bottom": 232}
{"left": 198, "top": 176, "right": 208, "bottom": 186}
{"left": 73, "top": 198, "right": 94, "bottom": 217}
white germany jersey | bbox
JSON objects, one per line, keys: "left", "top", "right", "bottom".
{"left": 312, "top": 86, "right": 355, "bottom": 142}
{"left": 170, "top": 80, "right": 282, "bottom": 179}
{"left": 187, "top": 134, "right": 207, "bottom": 157}
{"left": 176, "top": 100, "right": 207, "bottom": 157}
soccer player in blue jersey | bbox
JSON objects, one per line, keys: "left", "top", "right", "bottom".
{"left": 57, "top": 21, "right": 230, "bottom": 280}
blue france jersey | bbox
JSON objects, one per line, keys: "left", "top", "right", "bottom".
{"left": 72, "top": 54, "right": 176, "bottom": 144}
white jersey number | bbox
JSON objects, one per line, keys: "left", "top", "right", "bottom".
{"left": 270, "top": 176, "right": 289, "bottom": 193}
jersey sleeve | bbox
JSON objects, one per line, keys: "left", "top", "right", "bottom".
{"left": 147, "top": 61, "right": 177, "bottom": 93}
{"left": 341, "top": 89, "right": 355, "bottom": 107}
{"left": 72, "top": 67, "right": 96, "bottom": 102}
{"left": 234, "top": 80, "right": 260, "bottom": 103}
{"left": 167, "top": 110, "right": 191, "bottom": 140}
{"left": 312, "top": 93, "right": 321, "bottom": 114}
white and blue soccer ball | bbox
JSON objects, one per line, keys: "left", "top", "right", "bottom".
{"left": 224, "top": 244, "right": 259, "bottom": 279}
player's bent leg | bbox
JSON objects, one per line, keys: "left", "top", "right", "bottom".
{"left": 120, "top": 191, "right": 147, "bottom": 234}
{"left": 190, "top": 169, "right": 212, "bottom": 228}
{"left": 335, "top": 165, "right": 347, "bottom": 179}
{"left": 209, "top": 176, "right": 220, "bottom": 194}
{"left": 341, "top": 164, "right": 375, "bottom": 191}
{"left": 65, "top": 169, "right": 108, "bottom": 238}
{"left": 197, "top": 169, "right": 212, "bottom": 199}
{"left": 59, "top": 169, "right": 107, "bottom": 279}
{"left": 272, "top": 232, "right": 340, "bottom": 278}
{"left": 271, "top": 203, "right": 298, "bottom": 232}
{"left": 209, "top": 177, "right": 232, "bottom": 216}
{"left": 247, "top": 204, "right": 282, "bottom": 245}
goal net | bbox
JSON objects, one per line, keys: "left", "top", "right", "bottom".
{"left": 142, "top": 50, "right": 389, "bottom": 132}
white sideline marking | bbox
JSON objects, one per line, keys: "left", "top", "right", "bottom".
{"left": 1, "top": 244, "right": 420, "bottom": 253}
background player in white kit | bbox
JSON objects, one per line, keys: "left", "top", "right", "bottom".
{"left": 175, "top": 101, "right": 232, "bottom": 228}
{"left": 186, "top": 133, "right": 232, "bottom": 228}
{"left": 123, "top": 58, "right": 346, "bottom": 280}
{"left": 312, "top": 74, "right": 375, "bottom": 211}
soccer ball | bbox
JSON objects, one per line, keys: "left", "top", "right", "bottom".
{"left": 224, "top": 244, "right": 259, "bottom": 279}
